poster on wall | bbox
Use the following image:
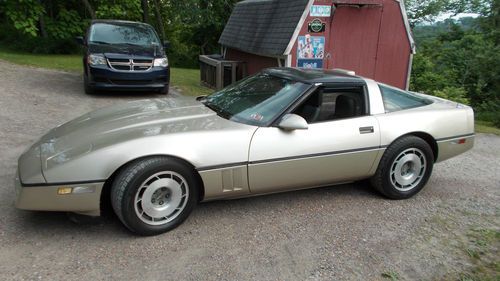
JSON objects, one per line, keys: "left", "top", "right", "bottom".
{"left": 310, "top": 5, "right": 331, "bottom": 17}
{"left": 297, "top": 35, "right": 325, "bottom": 69}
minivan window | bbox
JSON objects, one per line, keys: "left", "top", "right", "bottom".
{"left": 89, "top": 23, "right": 160, "bottom": 46}
{"left": 379, "top": 84, "right": 432, "bottom": 113}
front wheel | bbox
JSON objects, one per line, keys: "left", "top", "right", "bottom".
{"left": 83, "top": 73, "right": 95, "bottom": 95}
{"left": 160, "top": 85, "right": 169, "bottom": 95}
{"left": 111, "top": 157, "right": 199, "bottom": 236}
{"left": 371, "top": 136, "right": 434, "bottom": 199}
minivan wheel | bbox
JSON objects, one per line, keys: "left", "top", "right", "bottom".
{"left": 371, "top": 136, "right": 434, "bottom": 199}
{"left": 160, "top": 85, "right": 169, "bottom": 95}
{"left": 83, "top": 74, "right": 95, "bottom": 95}
{"left": 111, "top": 157, "right": 199, "bottom": 236}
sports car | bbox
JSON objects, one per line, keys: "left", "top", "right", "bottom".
{"left": 15, "top": 68, "right": 475, "bottom": 235}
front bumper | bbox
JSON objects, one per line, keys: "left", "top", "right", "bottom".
{"left": 15, "top": 171, "right": 104, "bottom": 216}
{"left": 88, "top": 65, "right": 170, "bottom": 91}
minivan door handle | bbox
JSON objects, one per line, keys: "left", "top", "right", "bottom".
{"left": 359, "top": 126, "right": 374, "bottom": 134}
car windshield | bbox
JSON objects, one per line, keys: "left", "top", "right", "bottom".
{"left": 203, "top": 73, "right": 311, "bottom": 126}
{"left": 89, "top": 23, "right": 160, "bottom": 46}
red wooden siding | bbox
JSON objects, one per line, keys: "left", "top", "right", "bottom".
{"left": 222, "top": 0, "right": 413, "bottom": 89}
{"left": 373, "top": 0, "right": 412, "bottom": 89}
{"left": 329, "top": 4, "right": 383, "bottom": 79}
{"left": 225, "top": 48, "right": 279, "bottom": 76}
{"left": 333, "top": 0, "right": 382, "bottom": 4}
{"left": 289, "top": 0, "right": 412, "bottom": 89}
{"left": 290, "top": 0, "right": 334, "bottom": 68}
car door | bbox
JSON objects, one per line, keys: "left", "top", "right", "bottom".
{"left": 247, "top": 87, "right": 382, "bottom": 194}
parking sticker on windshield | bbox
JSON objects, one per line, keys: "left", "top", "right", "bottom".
{"left": 250, "top": 113, "right": 264, "bottom": 121}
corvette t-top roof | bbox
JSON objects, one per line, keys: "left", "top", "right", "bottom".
{"left": 263, "top": 67, "right": 365, "bottom": 85}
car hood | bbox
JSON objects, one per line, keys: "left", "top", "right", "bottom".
{"left": 88, "top": 43, "right": 164, "bottom": 58}
{"left": 37, "top": 96, "right": 240, "bottom": 171}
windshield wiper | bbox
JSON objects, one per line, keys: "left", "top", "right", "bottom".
{"left": 122, "top": 43, "right": 145, "bottom": 47}
{"left": 202, "top": 101, "right": 231, "bottom": 119}
{"left": 89, "top": 41, "right": 110, "bottom": 45}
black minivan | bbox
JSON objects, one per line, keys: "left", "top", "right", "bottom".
{"left": 77, "top": 20, "right": 170, "bottom": 95}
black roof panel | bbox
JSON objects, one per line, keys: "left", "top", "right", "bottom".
{"left": 263, "top": 67, "right": 365, "bottom": 84}
{"left": 219, "top": 0, "right": 309, "bottom": 57}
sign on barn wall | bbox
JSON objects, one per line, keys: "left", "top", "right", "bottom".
{"left": 310, "top": 5, "right": 331, "bottom": 17}
{"left": 308, "top": 18, "right": 326, "bottom": 33}
{"left": 297, "top": 35, "right": 325, "bottom": 68}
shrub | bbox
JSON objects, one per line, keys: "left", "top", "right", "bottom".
{"left": 475, "top": 101, "right": 500, "bottom": 128}
{"left": 0, "top": 25, "right": 79, "bottom": 54}
{"left": 432, "top": 86, "right": 470, "bottom": 105}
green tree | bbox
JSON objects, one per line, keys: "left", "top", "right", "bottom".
{"left": 3, "top": 0, "right": 45, "bottom": 37}
{"left": 410, "top": 0, "right": 499, "bottom": 125}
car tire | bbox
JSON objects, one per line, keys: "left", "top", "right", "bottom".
{"left": 160, "top": 85, "right": 169, "bottom": 95}
{"left": 111, "top": 156, "right": 199, "bottom": 236}
{"left": 83, "top": 73, "right": 95, "bottom": 95}
{"left": 371, "top": 136, "right": 434, "bottom": 199}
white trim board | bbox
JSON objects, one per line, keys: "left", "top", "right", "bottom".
{"left": 283, "top": 0, "right": 315, "bottom": 55}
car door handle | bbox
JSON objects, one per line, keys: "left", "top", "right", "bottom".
{"left": 359, "top": 126, "right": 374, "bottom": 134}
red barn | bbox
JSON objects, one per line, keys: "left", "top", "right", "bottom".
{"left": 218, "top": 0, "right": 415, "bottom": 89}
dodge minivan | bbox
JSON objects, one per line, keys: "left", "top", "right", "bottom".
{"left": 76, "top": 20, "right": 170, "bottom": 95}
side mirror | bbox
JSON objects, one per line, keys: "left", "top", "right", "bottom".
{"left": 278, "top": 114, "right": 308, "bottom": 131}
{"left": 75, "top": 36, "right": 85, "bottom": 46}
{"left": 163, "top": 40, "right": 171, "bottom": 49}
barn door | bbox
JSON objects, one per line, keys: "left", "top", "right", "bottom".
{"left": 327, "top": 4, "right": 383, "bottom": 77}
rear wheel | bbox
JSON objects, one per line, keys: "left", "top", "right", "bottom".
{"left": 371, "top": 136, "right": 434, "bottom": 199}
{"left": 111, "top": 157, "right": 198, "bottom": 236}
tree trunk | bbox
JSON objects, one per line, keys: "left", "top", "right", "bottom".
{"left": 141, "top": 0, "right": 150, "bottom": 23}
{"left": 38, "top": 0, "right": 48, "bottom": 38}
{"left": 39, "top": 15, "right": 48, "bottom": 38}
{"left": 153, "top": 0, "right": 165, "bottom": 40}
{"left": 82, "top": 0, "right": 96, "bottom": 19}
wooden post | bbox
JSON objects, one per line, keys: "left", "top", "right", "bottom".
{"left": 231, "top": 62, "right": 237, "bottom": 85}
{"left": 216, "top": 62, "right": 223, "bottom": 90}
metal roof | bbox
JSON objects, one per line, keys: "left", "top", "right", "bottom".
{"left": 218, "top": 0, "right": 309, "bottom": 57}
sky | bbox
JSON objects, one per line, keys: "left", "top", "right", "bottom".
{"left": 436, "top": 12, "right": 480, "bottom": 21}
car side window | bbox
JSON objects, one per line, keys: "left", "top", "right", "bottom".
{"left": 379, "top": 84, "right": 431, "bottom": 113}
{"left": 293, "top": 87, "right": 367, "bottom": 123}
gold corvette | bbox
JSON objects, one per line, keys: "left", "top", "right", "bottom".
{"left": 16, "top": 68, "right": 474, "bottom": 235}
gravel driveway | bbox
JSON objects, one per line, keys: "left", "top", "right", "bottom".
{"left": 0, "top": 60, "right": 498, "bottom": 281}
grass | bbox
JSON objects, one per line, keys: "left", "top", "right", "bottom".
{"left": 0, "top": 47, "right": 81, "bottom": 72}
{"left": 475, "top": 121, "right": 500, "bottom": 135}
{"left": 169, "top": 67, "right": 213, "bottom": 96}
{"left": 458, "top": 228, "right": 500, "bottom": 281}
{"left": 381, "top": 270, "right": 400, "bottom": 281}
{"left": 0, "top": 46, "right": 212, "bottom": 96}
